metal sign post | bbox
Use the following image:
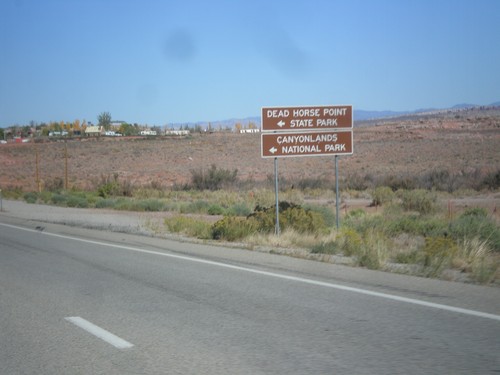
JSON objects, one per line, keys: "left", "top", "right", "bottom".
{"left": 335, "top": 156, "right": 340, "bottom": 229}
{"left": 274, "top": 158, "right": 280, "bottom": 236}
{"left": 261, "top": 105, "right": 353, "bottom": 234}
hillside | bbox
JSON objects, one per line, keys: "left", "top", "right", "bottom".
{"left": 1, "top": 107, "right": 499, "bottom": 193}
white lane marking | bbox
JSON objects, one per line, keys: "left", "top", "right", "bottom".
{"left": 65, "top": 316, "right": 134, "bottom": 349}
{"left": 2, "top": 222, "right": 500, "bottom": 322}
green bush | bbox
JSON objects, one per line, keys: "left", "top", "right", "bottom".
{"left": 449, "top": 211, "right": 500, "bottom": 252}
{"left": 211, "top": 216, "right": 258, "bottom": 241}
{"left": 371, "top": 186, "right": 395, "bottom": 206}
{"left": 423, "top": 236, "right": 458, "bottom": 277}
{"left": 66, "top": 196, "right": 88, "bottom": 208}
{"left": 399, "top": 189, "right": 437, "bottom": 214}
{"left": 460, "top": 207, "right": 488, "bottom": 218}
{"left": 336, "top": 227, "right": 363, "bottom": 257}
{"left": 207, "top": 204, "right": 225, "bottom": 215}
{"left": 51, "top": 194, "right": 68, "bottom": 206}
{"left": 180, "top": 200, "right": 210, "bottom": 214}
{"left": 305, "top": 204, "right": 336, "bottom": 227}
{"left": 95, "top": 198, "right": 117, "bottom": 208}
{"left": 249, "top": 202, "right": 327, "bottom": 234}
{"left": 225, "top": 203, "right": 252, "bottom": 217}
{"left": 387, "top": 214, "right": 447, "bottom": 237}
{"left": 24, "top": 192, "right": 38, "bottom": 204}
{"left": 135, "top": 199, "right": 165, "bottom": 212}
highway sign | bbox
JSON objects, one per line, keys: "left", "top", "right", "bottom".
{"left": 262, "top": 105, "right": 352, "bottom": 132}
{"left": 261, "top": 130, "right": 353, "bottom": 158}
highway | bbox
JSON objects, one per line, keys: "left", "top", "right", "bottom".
{"left": 1, "top": 216, "right": 499, "bottom": 374}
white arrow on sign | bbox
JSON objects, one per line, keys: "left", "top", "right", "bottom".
{"left": 269, "top": 147, "right": 277, "bottom": 154}
{"left": 277, "top": 120, "right": 285, "bottom": 128}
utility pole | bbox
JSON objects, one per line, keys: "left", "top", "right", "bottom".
{"left": 35, "top": 144, "right": 40, "bottom": 192}
{"left": 64, "top": 141, "right": 68, "bottom": 190}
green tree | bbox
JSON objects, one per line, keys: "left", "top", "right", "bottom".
{"left": 98, "top": 112, "right": 112, "bottom": 130}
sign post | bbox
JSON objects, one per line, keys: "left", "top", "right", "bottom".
{"left": 261, "top": 105, "right": 353, "bottom": 233}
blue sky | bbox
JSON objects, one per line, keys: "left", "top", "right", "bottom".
{"left": 1, "top": 0, "right": 499, "bottom": 126}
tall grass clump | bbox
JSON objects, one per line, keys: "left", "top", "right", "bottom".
{"left": 190, "top": 164, "right": 238, "bottom": 190}
{"left": 453, "top": 237, "right": 499, "bottom": 283}
{"left": 371, "top": 186, "right": 395, "bottom": 206}
{"left": 399, "top": 189, "right": 437, "bottom": 214}
{"left": 164, "top": 215, "right": 212, "bottom": 239}
{"left": 449, "top": 208, "right": 500, "bottom": 252}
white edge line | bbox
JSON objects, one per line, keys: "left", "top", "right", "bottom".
{"left": 65, "top": 316, "right": 134, "bottom": 349}
{"left": 2, "top": 222, "right": 500, "bottom": 322}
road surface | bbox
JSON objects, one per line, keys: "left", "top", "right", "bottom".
{"left": 1, "top": 214, "right": 499, "bottom": 374}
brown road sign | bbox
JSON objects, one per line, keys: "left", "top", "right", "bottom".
{"left": 261, "top": 130, "right": 353, "bottom": 158}
{"left": 262, "top": 105, "right": 352, "bottom": 132}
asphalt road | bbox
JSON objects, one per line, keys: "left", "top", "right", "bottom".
{"left": 1, "top": 216, "right": 499, "bottom": 374}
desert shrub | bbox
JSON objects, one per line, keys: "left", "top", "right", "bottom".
{"left": 371, "top": 186, "right": 395, "bottom": 206}
{"left": 180, "top": 200, "right": 211, "bottom": 214}
{"left": 449, "top": 210, "right": 500, "bottom": 252}
{"left": 95, "top": 198, "right": 117, "bottom": 208}
{"left": 342, "top": 173, "right": 374, "bottom": 190}
{"left": 23, "top": 192, "right": 38, "bottom": 204}
{"left": 135, "top": 199, "right": 165, "bottom": 212}
{"left": 357, "top": 229, "right": 389, "bottom": 269}
{"left": 249, "top": 202, "right": 327, "bottom": 234}
{"left": 479, "top": 169, "right": 500, "bottom": 190}
{"left": 225, "top": 203, "right": 252, "bottom": 217}
{"left": 97, "top": 180, "right": 121, "bottom": 198}
{"left": 94, "top": 173, "right": 134, "bottom": 198}
{"left": 51, "top": 193, "right": 68, "bottom": 206}
{"left": 207, "top": 204, "right": 225, "bottom": 215}
{"left": 454, "top": 237, "right": 498, "bottom": 283}
{"left": 399, "top": 189, "right": 437, "bottom": 214}
{"left": 2, "top": 186, "right": 24, "bottom": 199}
{"left": 336, "top": 227, "right": 363, "bottom": 257}
{"left": 211, "top": 216, "right": 258, "bottom": 241}
{"left": 380, "top": 174, "right": 417, "bottom": 191}
{"left": 295, "top": 177, "right": 331, "bottom": 190}
{"left": 66, "top": 195, "right": 89, "bottom": 208}
{"left": 310, "top": 240, "right": 339, "bottom": 255}
{"left": 419, "top": 169, "right": 461, "bottom": 192}
{"left": 387, "top": 214, "right": 447, "bottom": 237}
{"left": 346, "top": 208, "right": 366, "bottom": 218}
{"left": 110, "top": 198, "right": 132, "bottom": 210}
{"left": 190, "top": 164, "right": 238, "bottom": 190}
{"left": 281, "top": 206, "right": 327, "bottom": 234}
{"left": 423, "top": 237, "right": 458, "bottom": 277}
{"left": 38, "top": 191, "right": 53, "bottom": 203}
{"left": 304, "top": 204, "right": 336, "bottom": 228}
{"left": 460, "top": 207, "right": 488, "bottom": 218}
{"left": 164, "top": 215, "right": 212, "bottom": 239}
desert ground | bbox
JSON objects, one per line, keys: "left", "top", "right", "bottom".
{"left": 1, "top": 107, "right": 499, "bottom": 195}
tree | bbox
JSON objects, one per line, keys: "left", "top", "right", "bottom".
{"left": 98, "top": 112, "right": 112, "bottom": 130}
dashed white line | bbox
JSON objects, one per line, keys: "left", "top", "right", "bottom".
{"left": 65, "top": 316, "right": 134, "bottom": 349}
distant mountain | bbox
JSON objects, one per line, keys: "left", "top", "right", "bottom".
{"left": 451, "top": 103, "right": 478, "bottom": 109}
{"left": 353, "top": 110, "right": 410, "bottom": 121}
{"left": 170, "top": 102, "right": 500, "bottom": 129}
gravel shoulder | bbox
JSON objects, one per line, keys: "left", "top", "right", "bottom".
{"left": 0, "top": 199, "right": 164, "bottom": 236}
